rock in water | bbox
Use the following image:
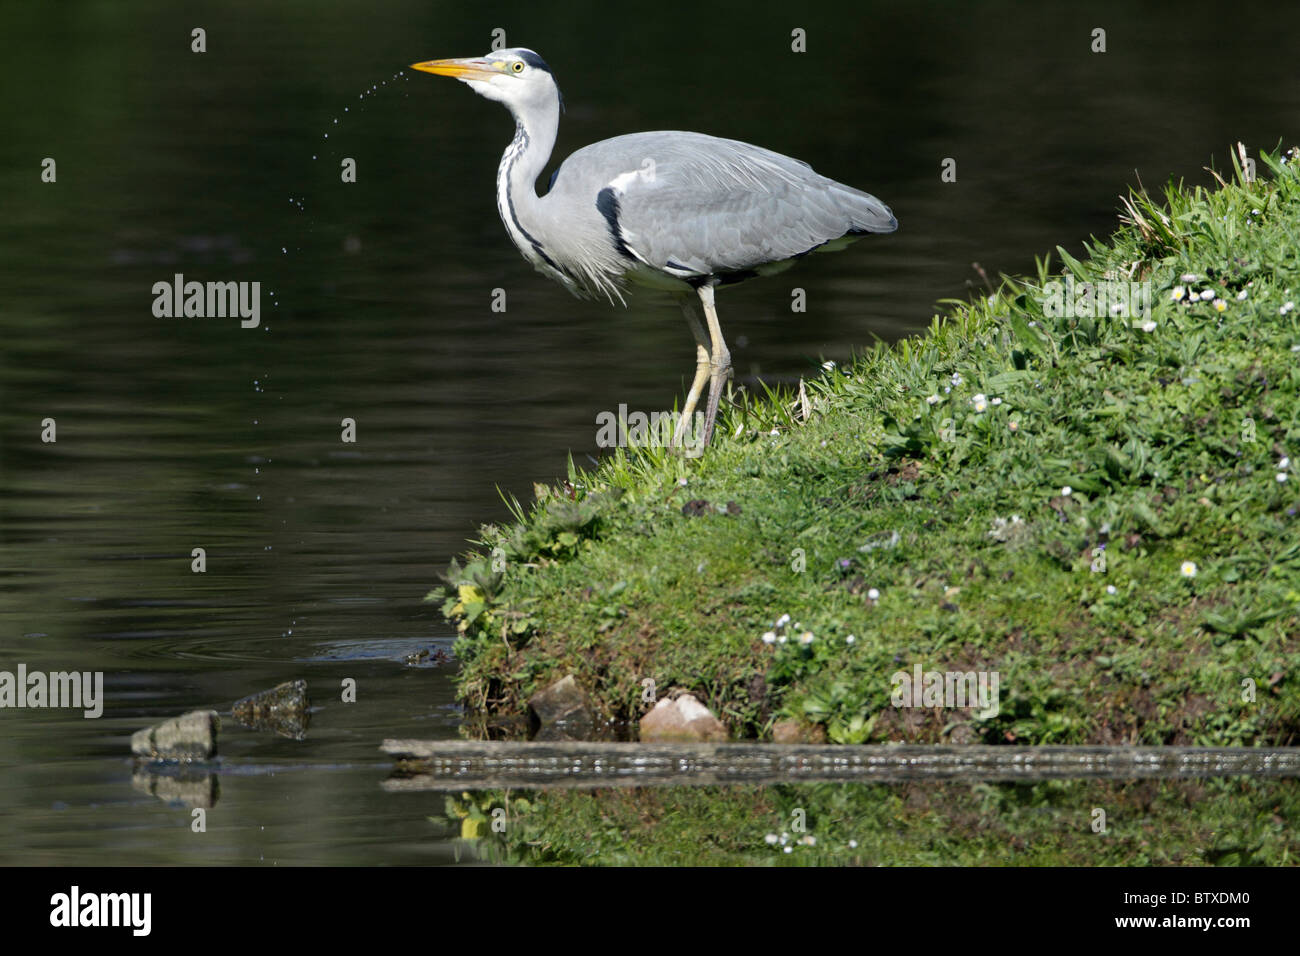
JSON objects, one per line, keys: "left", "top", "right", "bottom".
{"left": 771, "top": 718, "right": 827, "bottom": 744}
{"left": 528, "top": 675, "right": 593, "bottom": 739}
{"left": 231, "top": 679, "right": 310, "bottom": 739}
{"left": 640, "top": 694, "right": 728, "bottom": 742}
{"left": 130, "top": 710, "right": 220, "bottom": 760}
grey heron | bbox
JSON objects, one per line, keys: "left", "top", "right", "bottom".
{"left": 411, "top": 48, "right": 897, "bottom": 449}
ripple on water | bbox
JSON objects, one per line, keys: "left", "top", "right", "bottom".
{"left": 298, "top": 637, "right": 454, "bottom": 668}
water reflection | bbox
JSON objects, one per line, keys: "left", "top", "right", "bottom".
{"left": 434, "top": 778, "right": 1300, "bottom": 866}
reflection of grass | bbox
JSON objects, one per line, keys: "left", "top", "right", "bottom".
{"left": 438, "top": 777, "right": 1298, "bottom": 866}
{"left": 432, "top": 145, "right": 1300, "bottom": 747}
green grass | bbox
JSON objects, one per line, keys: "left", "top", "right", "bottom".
{"left": 431, "top": 143, "right": 1300, "bottom": 750}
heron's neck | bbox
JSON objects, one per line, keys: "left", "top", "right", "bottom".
{"left": 496, "top": 98, "right": 558, "bottom": 253}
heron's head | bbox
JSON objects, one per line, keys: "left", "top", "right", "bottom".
{"left": 410, "top": 48, "right": 561, "bottom": 116}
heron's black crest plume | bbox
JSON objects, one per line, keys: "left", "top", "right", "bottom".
{"left": 516, "top": 48, "right": 563, "bottom": 112}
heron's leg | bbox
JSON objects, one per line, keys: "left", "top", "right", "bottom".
{"left": 698, "top": 283, "right": 731, "bottom": 446}
{"left": 672, "top": 297, "right": 711, "bottom": 450}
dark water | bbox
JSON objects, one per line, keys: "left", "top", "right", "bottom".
{"left": 2, "top": 0, "right": 1299, "bottom": 864}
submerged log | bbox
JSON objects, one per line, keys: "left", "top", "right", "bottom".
{"left": 380, "top": 741, "right": 1300, "bottom": 791}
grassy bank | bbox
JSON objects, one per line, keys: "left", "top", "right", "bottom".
{"left": 431, "top": 144, "right": 1300, "bottom": 749}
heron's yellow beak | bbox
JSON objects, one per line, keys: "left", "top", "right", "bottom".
{"left": 410, "top": 58, "right": 500, "bottom": 79}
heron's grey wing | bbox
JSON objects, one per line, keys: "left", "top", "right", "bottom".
{"left": 557, "top": 131, "right": 896, "bottom": 278}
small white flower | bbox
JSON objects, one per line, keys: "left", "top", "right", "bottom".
{"left": 1281, "top": 302, "right": 1296, "bottom": 315}
{"left": 777, "top": 635, "right": 787, "bottom": 644}
{"left": 783, "top": 846, "right": 793, "bottom": 854}
{"left": 1280, "top": 457, "right": 1290, "bottom": 469}
{"left": 1171, "top": 285, "right": 1186, "bottom": 301}
{"left": 765, "top": 833, "right": 779, "bottom": 845}
{"left": 1236, "top": 289, "right": 1249, "bottom": 301}
{"left": 775, "top": 613, "right": 791, "bottom": 628}
{"left": 1027, "top": 320, "right": 1037, "bottom": 327}
{"left": 1199, "top": 289, "right": 1215, "bottom": 301}
{"left": 951, "top": 372, "right": 963, "bottom": 386}
{"left": 677, "top": 477, "right": 689, "bottom": 487}
{"left": 1252, "top": 208, "right": 1261, "bottom": 216}
{"left": 991, "top": 397, "right": 1002, "bottom": 406}
{"left": 1061, "top": 486, "right": 1073, "bottom": 497}
{"left": 762, "top": 631, "right": 776, "bottom": 644}
{"left": 849, "top": 840, "right": 859, "bottom": 849}
{"left": 1213, "top": 298, "right": 1227, "bottom": 312}
{"left": 846, "top": 634, "right": 856, "bottom": 644}
{"left": 779, "top": 833, "right": 789, "bottom": 845}
{"left": 971, "top": 393, "right": 988, "bottom": 413}
{"left": 799, "top": 631, "right": 815, "bottom": 646}
{"left": 1180, "top": 561, "right": 1198, "bottom": 578}
{"left": 1180, "top": 273, "right": 1198, "bottom": 282}
{"left": 926, "top": 394, "right": 941, "bottom": 405}
{"left": 867, "top": 588, "right": 880, "bottom": 601}
{"left": 1140, "top": 320, "right": 1157, "bottom": 332}
{"left": 800, "top": 835, "right": 817, "bottom": 846}
{"left": 1278, "top": 472, "right": 1289, "bottom": 483}
{"left": 822, "top": 360, "right": 836, "bottom": 371}
{"left": 1106, "top": 585, "right": 1117, "bottom": 595}
{"left": 1008, "top": 421, "right": 1019, "bottom": 432}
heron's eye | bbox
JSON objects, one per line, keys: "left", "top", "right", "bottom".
{"left": 511, "top": 61, "right": 524, "bottom": 73}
